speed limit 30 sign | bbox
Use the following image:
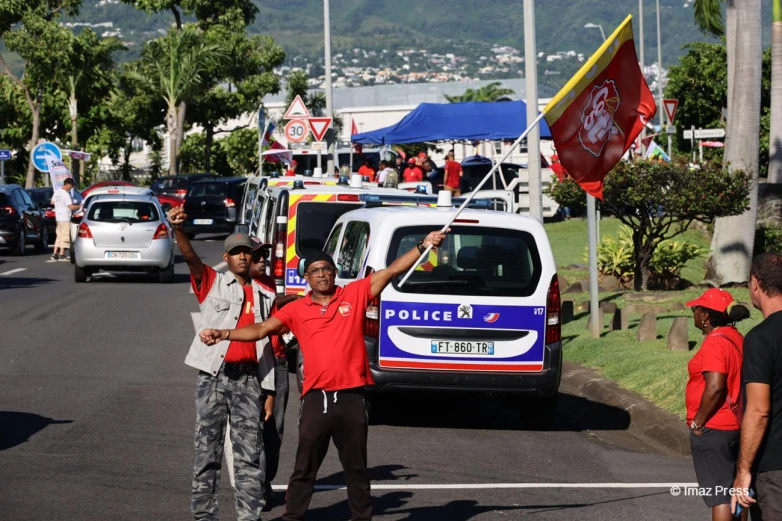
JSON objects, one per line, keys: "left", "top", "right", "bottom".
{"left": 285, "top": 119, "right": 309, "bottom": 143}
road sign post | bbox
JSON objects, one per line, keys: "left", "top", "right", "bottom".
{"left": 0, "top": 149, "right": 10, "bottom": 185}
{"left": 663, "top": 99, "right": 678, "bottom": 159}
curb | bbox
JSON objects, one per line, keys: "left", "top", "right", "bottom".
{"left": 560, "top": 361, "right": 691, "bottom": 458}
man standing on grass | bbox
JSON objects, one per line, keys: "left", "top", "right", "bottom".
{"left": 168, "top": 205, "right": 276, "bottom": 521}
{"left": 199, "top": 229, "right": 448, "bottom": 521}
{"left": 731, "top": 252, "right": 782, "bottom": 520}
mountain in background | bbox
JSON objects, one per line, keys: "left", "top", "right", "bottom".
{"left": 63, "top": 0, "right": 772, "bottom": 87}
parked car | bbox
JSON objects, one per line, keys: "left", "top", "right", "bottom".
{"left": 73, "top": 193, "right": 174, "bottom": 283}
{"left": 150, "top": 174, "right": 217, "bottom": 199}
{"left": 0, "top": 184, "right": 49, "bottom": 255}
{"left": 153, "top": 192, "right": 184, "bottom": 213}
{"left": 25, "top": 187, "right": 57, "bottom": 239}
{"left": 81, "top": 180, "right": 135, "bottom": 198}
{"left": 182, "top": 177, "right": 246, "bottom": 239}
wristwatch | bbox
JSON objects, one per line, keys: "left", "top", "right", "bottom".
{"left": 416, "top": 240, "right": 427, "bottom": 254}
{"left": 690, "top": 420, "right": 704, "bottom": 432}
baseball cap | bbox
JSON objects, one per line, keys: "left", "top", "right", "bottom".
{"left": 224, "top": 232, "right": 252, "bottom": 253}
{"left": 407, "top": 157, "right": 416, "bottom": 164}
{"left": 685, "top": 288, "right": 734, "bottom": 313}
{"left": 250, "top": 236, "right": 272, "bottom": 252}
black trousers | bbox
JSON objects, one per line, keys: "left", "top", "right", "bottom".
{"left": 282, "top": 388, "right": 371, "bottom": 521}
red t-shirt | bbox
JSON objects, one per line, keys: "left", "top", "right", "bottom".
{"left": 444, "top": 160, "right": 462, "bottom": 188}
{"left": 685, "top": 326, "right": 744, "bottom": 430}
{"left": 358, "top": 165, "right": 376, "bottom": 182}
{"left": 284, "top": 169, "right": 296, "bottom": 177}
{"left": 253, "top": 274, "right": 286, "bottom": 358}
{"left": 403, "top": 166, "right": 424, "bottom": 183}
{"left": 274, "top": 277, "right": 375, "bottom": 396}
{"left": 192, "top": 266, "right": 257, "bottom": 363}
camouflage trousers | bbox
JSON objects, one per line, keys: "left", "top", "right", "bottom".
{"left": 192, "top": 366, "right": 265, "bottom": 521}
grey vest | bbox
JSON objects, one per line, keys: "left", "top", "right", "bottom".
{"left": 185, "top": 270, "right": 275, "bottom": 391}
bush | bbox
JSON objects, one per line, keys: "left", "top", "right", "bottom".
{"left": 755, "top": 226, "right": 782, "bottom": 255}
{"left": 586, "top": 226, "right": 704, "bottom": 288}
{"left": 545, "top": 177, "right": 586, "bottom": 216}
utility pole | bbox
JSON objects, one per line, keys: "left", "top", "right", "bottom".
{"left": 523, "top": 0, "right": 542, "bottom": 222}
{"left": 639, "top": 0, "right": 646, "bottom": 156}
{"left": 656, "top": 0, "right": 664, "bottom": 130}
{"left": 324, "top": 0, "right": 335, "bottom": 177}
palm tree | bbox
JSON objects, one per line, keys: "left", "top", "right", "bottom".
{"left": 141, "top": 25, "right": 224, "bottom": 175}
{"left": 444, "top": 81, "right": 514, "bottom": 102}
{"left": 695, "top": 0, "right": 763, "bottom": 284}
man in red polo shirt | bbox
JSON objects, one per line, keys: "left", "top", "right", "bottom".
{"left": 200, "top": 229, "right": 448, "bottom": 521}
{"left": 285, "top": 160, "right": 298, "bottom": 177}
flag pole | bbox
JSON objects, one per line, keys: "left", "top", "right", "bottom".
{"left": 587, "top": 194, "right": 600, "bottom": 338}
{"left": 399, "top": 112, "right": 546, "bottom": 287}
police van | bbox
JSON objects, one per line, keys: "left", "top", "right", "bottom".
{"left": 244, "top": 179, "right": 500, "bottom": 296}
{"left": 313, "top": 193, "right": 562, "bottom": 418}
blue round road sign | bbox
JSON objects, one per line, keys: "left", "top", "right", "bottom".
{"left": 32, "top": 142, "right": 62, "bottom": 172}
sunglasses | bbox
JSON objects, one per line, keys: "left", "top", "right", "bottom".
{"left": 252, "top": 250, "right": 270, "bottom": 262}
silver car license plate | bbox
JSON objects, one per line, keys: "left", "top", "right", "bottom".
{"left": 105, "top": 251, "right": 140, "bottom": 260}
{"left": 193, "top": 219, "right": 213, "bottom": 225}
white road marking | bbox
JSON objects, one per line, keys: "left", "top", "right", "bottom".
{"left": 270, "top": 482, "right": 699, "bottom": 491}
{"left": 0, "top": 268, "right": 26, "bottom": 276}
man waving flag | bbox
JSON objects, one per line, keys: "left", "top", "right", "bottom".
{"left": 543, "top": 14, "right": 656, "bottom": 199}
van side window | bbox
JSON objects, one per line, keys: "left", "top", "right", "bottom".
{"left": 338, "top": 221, "right": 370, "bottom": 279}
{"left": 324, "top": 223, "right": 343, "bottom": 258}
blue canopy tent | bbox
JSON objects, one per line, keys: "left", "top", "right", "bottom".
{"left": 350, "top": 100, "right": 552, "bottom": 145}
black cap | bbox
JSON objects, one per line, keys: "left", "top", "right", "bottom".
{"left": 303, "top": 250, "right": 336, "bottom": 272}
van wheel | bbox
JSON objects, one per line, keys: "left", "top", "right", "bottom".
{"left": 159, "top": 263, "right": 174, "bottom": 283}
{"left": 74, "top": 264, "right": 89, "bottom": 283}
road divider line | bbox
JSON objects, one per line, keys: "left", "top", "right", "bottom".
{"left": 271, "top": 482, "right": 699, "bottom": 491}
{"left": 0, "top": 268, "right": 27, "bottom": 276}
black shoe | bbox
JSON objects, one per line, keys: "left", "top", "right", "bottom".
{"left": 262, "top": 482, "right": 275, "bottom": 505}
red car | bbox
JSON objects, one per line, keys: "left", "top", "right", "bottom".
{"left": 81, "top": 180, "right": 135, "bottom": 198}
{"left": 154, "top": 192, "right": 184, "bottom": 212}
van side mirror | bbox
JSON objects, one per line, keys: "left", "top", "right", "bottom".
{"left": 297, "top": 258, "right": 307, "bottom": 278}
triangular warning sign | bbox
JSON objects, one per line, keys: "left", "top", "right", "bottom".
{"left": 663, "top": 99, "right": 678, "bottom": 125}
{"left": 284, "top": 95, "right": 311, "bottom": 119}
{"left": 309, "top": 117, "right": 332, "bottom": 141}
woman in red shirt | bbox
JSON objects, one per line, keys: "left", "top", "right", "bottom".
{"left": 685, "top": 288, "right": 751, "bottom": 520}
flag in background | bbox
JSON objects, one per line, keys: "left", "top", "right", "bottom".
{"left": 351, "top": 119, "right": 362, "bottom": 155}
{"left": 263, "top": 140, "right": 292, "bottom": 165}
{"left": 46, "top": 155, "right": 72, "bottom": 190}
{"left": 261, "top": 120, "right": 277, "bottom": 146}
{"left": 644, "top": 140, "right": 671, "bottom": 162}
{"left": 543, "top": 14, "right": 656, "bottom": 199}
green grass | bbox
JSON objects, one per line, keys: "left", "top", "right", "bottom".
{"left": 543, "top": 217, "right": 759, "bottom": 418}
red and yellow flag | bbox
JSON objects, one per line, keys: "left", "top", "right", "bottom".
{"left": 543, "top": 15, "right": 656, "bottom": 199}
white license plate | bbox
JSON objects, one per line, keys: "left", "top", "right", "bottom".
{"left": 431, "top": 341, "right": 495, "bottom": 355}
{"left": 106, "top": 251, "right": 140, "bottom": 260}
{"left": 193, "top": 219, "right": 213, "bottom": 225}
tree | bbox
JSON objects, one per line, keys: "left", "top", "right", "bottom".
{"left": 770, "top": 0, "right": 782, "bottom": 183}
{"left": 444, "top": 82, "right": 514, "bottom": 102}
{"left": 548, "top": 160, "right": 752, "bottom": 290}
{"left": 57, "top": 29, "right": 124, "bottom": 187}
{"left": 139, "top": 25, "right": 224, "bottom": 174}
{"left": 122, "top": 0, "right": 258, "bottom": 31}
{"left": 0, "top": 1, "right": 81, "bottom": 187}
{"left": 694, "top": 0, "right": 763, "bottom": 284}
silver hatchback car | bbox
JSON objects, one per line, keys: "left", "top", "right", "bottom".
{"left": 73, "top": 194, "right": 174, "bottom": 283}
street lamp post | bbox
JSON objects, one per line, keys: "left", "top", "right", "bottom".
{"left": 323, "top": 0, "right": 335, "bottom": 176}
{"left": 583, "top": 22, "right": 606, "bottom": 42}
{"left": 523, "top": 0, "right": 542, "bottom": 223}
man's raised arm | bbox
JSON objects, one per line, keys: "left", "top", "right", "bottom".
{"left": 369, "top": 229, "right": 448, "bottom": 298}
{"left": 168, "top": 206, "right": 205, "bottom": 283}
{"left": 200, "top": 316, "right": 287, "bottom": 345}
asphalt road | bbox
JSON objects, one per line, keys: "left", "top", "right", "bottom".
{"left": 0, "top": 237, "right": 707, "bottom": 520}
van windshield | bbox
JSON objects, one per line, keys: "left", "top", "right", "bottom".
{"left": 388, "top": 225, "right": 542, "bottom": 297}
{"left": 295, "top": 201, "right": 362, "bottom": 255}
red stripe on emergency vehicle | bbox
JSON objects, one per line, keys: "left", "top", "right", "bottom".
{"left": 378, "top": 360, "right": 544, "bottom": 372}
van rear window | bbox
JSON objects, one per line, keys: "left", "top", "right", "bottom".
{"left": 295, "top": 202, "right": 361, "bottom": 254}
{"left": 387, "top": 226, "right": 542, "bottom": 297}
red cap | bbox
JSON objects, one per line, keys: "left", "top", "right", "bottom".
{"left": 291, "top": 160, "right": 298, "bottom": 166}
{"left": 685, "top": 288, "right": 734, "bottom": 313}
{"left": 551, "top": 154, "right": 559, "bottom": 162}
{"left": 407, "top": 157, "right": 416, "bottom": 164}
{"left": 418, "top": 152, "right": 428, "bottom": 159}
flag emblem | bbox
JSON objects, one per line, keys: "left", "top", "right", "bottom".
{"left": 483, "top": 313, "right": 500, "bottom": 323}
{"left": 578, "top": 80, "right": 621, "bottom": 157}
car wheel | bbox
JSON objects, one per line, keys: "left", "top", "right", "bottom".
{"left": 69, "top": 246, "right": 75, "bottom": 264}
{"left": 74, "top": 264, "right": 88, "bottom": 283}
{"left": 13, "top": 229, "right": 26, "bottom": 256}
{"left": 35, "top": 227, "right": 49, "bottom": 253}
{"left": 158, "top": 263, "right": 174, "bottom": 283}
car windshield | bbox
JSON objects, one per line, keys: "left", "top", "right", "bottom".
{"left": 388, "top": 225, "right": 542, "bottom": 297}
{"left": 294, "top": 202, "right": 362, "bottom": 255}
{"left": 189, "top": 183, "right": 229, "bottom": 198}
{"left": 88, "top": 201, "right": 159, "bottom": 223}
